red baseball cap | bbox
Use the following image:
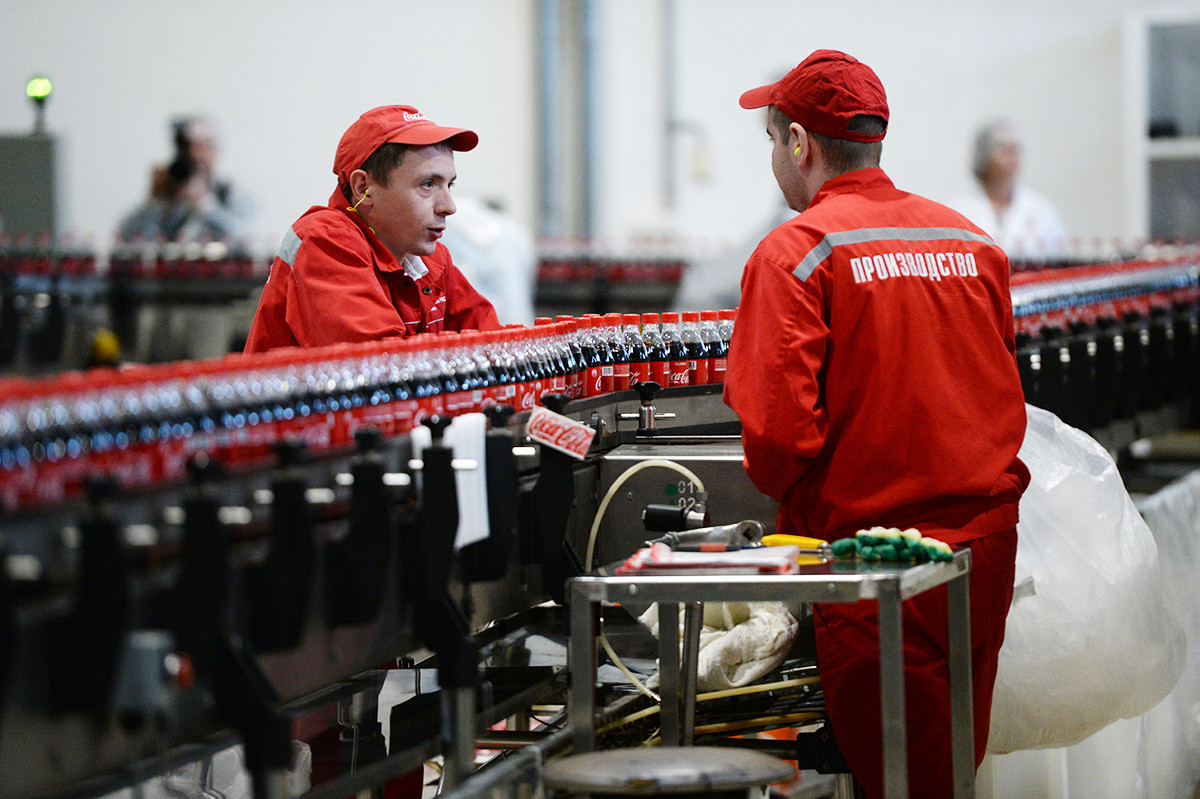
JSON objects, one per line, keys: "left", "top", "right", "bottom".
{"left": 739, "top": 50, "right": 889, "bottom": 143}
{"left": 333, "top": 104, "right": 479, "bottom": 186}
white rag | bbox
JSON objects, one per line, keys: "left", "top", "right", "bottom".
{"left": 638, "top": 601, "right": 799, "bottom": 691}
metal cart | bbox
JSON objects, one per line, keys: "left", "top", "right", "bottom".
{"left": 567, "top": 550, "right": 975, "bottom": 799}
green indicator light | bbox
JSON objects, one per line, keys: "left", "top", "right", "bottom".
{"left": 664, "top": 484, "right": 678, "bottom": 497}
{"left": 26, "top": 77, "right": 53, "bottom": 101}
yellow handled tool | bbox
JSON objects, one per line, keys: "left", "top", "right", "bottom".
{"left": 762, "top": 534, "right": 827, "bottom": 549}
{"left": 761, "top": 533, "right": 832, "bottom": 564}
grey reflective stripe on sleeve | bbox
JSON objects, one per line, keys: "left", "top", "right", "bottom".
{"left": 277, "top": 227, "right": 303, "bottom": 267}
{"left": 792, "top": 226, "right": 996, "bottom": 281}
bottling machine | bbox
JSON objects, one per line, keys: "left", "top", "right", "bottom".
{"left": 1, "top": 245, "right": 1198, "bottom": 799}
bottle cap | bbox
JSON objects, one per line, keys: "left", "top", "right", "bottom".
{"left": 701, "top": 310, "right": 718, "bottom": 321}
{"left": 642, "top": 312, "right": 660, "bottom": 324}
{"left": 661, "top": 312, "right": 680, "bottom": 324}
{"left": 682, "top": 311, "right": 700, "bottom": 323}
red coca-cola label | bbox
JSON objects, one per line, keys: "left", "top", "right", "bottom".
{"left": 669, "top": 360, "right": 690, "bottom": 386}
{"left": 347, "top": 403, "right": 401, "bottom": 439}
{"left": 526, "top": 377, "right": 545, "bottom": 407}
{"left": 392, "top": 399, "right": 419, "bottom": 433}
{"left": 158, "top": 437, "right": 191, "bottom": 484}
{"left": 495, "top": 383, "right": 517, "bottom": 405}
{"left": 278, "top": 411, "right": 335, "bottom": 454}
{"left": 525, "top": 405, "right": 596, "bottom": 460}
{"left": 586, "top": 366, "right": 603, "bottom": 397}
{"left": 614, "top": 362, "right": 632, "bottom": 391}
{"left": 651, "top": 361, "right": 671, "bottom": 387}
{"left": 711, "top": 357, "right": 727, "bottom": 383}
{"left": 688, "top": 359, "right": 709, "bottom": 386}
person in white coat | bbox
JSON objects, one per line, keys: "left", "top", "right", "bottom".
{"left": 952, "top": 119, "right": 1067, "bottom": 261}
{"left": 436, "top": 195, "right": 536, "bottom": 326}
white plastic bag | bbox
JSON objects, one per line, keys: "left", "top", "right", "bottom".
{"left": 988, "top": 404, "right": 1186, "bottom": 753}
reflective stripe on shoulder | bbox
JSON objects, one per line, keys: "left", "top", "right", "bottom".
{"left": 793, "top": 226, "right": 996, "bottom": 282}
{"left": 276, "top": 227, "right": 303, "bottom": 267}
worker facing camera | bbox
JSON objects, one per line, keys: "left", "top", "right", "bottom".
{"left": 243, "top": 105, "right": 500, "bottom": 353}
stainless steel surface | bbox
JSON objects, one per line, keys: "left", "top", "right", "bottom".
{"left": 567, "top": 589, "right": 600, "bottom": 753}
{"left": 647, "top": 520, "right": 766, "bottom": 550}
{"left": 878, "top": 578, "right": 907, "bottom": 799}
{"left": 680, "top": 602, "right": 702, "bottom": 746}
{"left": 590, "top": 440, "right": 779, "bottom": 567}
{"left": 833, "top": 773, "right": 858, "bottom": 799}
{"left": 441, "top": 686, "right": 477, "bottom": 791}
{"left": 438, "top": 728, "right": 568, "bottom": 799}
{"left": 567, "top": 551, "right": 974, "bottom": 799}
{"left": 1, "top": 383, "right": 974, "bottom": 799}
{"left": 948, "top": 567, "right": 976, "bottom": 799}
{"left": 542, "top": 745, "right": 794, "bottom": 793}
{"left": 658, "top": 601, "right": 681, "bottom": 747}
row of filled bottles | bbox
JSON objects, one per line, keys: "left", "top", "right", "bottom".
{"left": 1010, "top": 257, "right": 1200, "bottom": 336}
{"left": 0, "top": 233, "right": 99, "bottom": 278}
{"left": 0, "top": 235, "right": 266, "bottom": 280}
{"left": 5, "top": 251, "right": 1199, "bottom": 512}
{"left": 0, "top": 310, "right": 736, "bottom": 511}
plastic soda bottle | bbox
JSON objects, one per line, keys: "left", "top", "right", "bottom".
{"left": 603, "top": 313, "right": 631, "bottom": 391}
{"left": 681, "top": 311, "right": 709, "bottom": 386}
{"left": 660, "top": 312, "right": 689, "bottom": 387}
{"left": 641, "top": 313, "right": 669, "bottom": 387}
{"left": 623, "top": 313, "right": 651, "bottom": 386}
{"left": 699, "top": 310, "right": 721, "bottom": 384}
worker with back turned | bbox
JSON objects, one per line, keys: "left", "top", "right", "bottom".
{"left": 724, "top": 49, "right": 1030, "bottom": 798}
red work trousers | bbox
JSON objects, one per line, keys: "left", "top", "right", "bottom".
{"left": 813, "top": 528, "right": 1017, "bottom": 799}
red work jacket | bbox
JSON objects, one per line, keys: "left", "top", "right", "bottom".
{"left": 244, "top": 189, "right": 500, "bottom": 353}
{"left": 723, "top": 168, "right": 1029, "bottom": 544}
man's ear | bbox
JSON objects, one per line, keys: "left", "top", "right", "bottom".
{"left": 348, "top": 168, "right": 371, "bottom": 202}
{"left": 789, "top": 122, "right": 809, "bottom": 162}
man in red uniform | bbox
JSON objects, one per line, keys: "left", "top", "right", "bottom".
{"left": 243, "top": 105, "right": 499, "bottom": 797}
{"left": 244, "top": 105, "right": 500, "bottom": 353}
{"left": 723, "top": 50, "right": 1029, "bottom": 798}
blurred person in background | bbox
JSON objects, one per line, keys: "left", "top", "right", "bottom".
{"left": 951, "top": 118, "right": 1067, "bottom": 260}
{"left": 672, "top": 199, "right": 793, "bottom": 313}
{"left": 112, "top": 115, "right": 261, "bottom": 363}
{"left": 116, "top": 115, "right": 258, "bottom": 245}
{"left": 438, "top": 194, "right": 536, "bottom": 325}
{"left": 674, "top": 70, "right": 796, "bottom": 314}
